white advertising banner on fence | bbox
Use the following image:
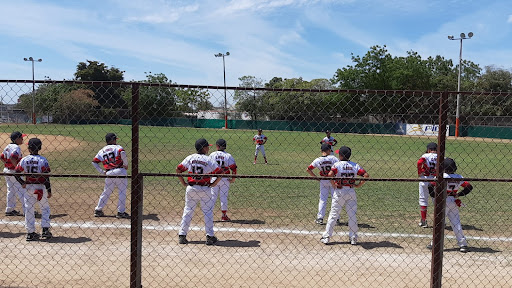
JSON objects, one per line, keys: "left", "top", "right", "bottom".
{"left": 405, "top": 124, "right": 450, "bottom": 136}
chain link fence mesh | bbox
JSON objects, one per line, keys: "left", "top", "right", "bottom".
{"left": 0, "top": 80, "right": 510, "bottom": 287}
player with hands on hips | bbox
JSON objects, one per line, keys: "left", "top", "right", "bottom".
{"left": 177, "top": 138, "right": 223, "bottom": 246}
{"left": 320, "top": 146, "right": 369, "bottom": 245}
{"left": 14, "top": 138, "right": 52, "bottom": 241}
{"left": 210, "top": 139, "right": 237, "bottom": 221}
{"left": 92, "top": 133, "right": 130, "bottom": 219}
{"left": 320, "top": 130, "right": 338, "bottom": 155}
{"left": 307, "top": 143, "right": 340, "bottom": 225}
{"left": 417, "top": 142, "right": 438, "bottom": 228}
{"left": 253, "top": 128, "right": 267, "bottom": 164}
{"left": 2, "top": 131, "right": 27, "bottom": 216}
{"left": 426, "top": 158, "right": 473, "bottom": 253}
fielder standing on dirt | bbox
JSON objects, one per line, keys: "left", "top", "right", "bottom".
{"left": 92, "top": 133, "right": 130, "bottom": 219}
{"left": 209, "top": 139, "right": 237, "bottom": 221}
{"left": 417, "top": 142, "right": 437, "bottom": 228}
{"left": 2, "top": 131, "right": 26, "bottom": 216}
{"left": 14, "top": 138, "right": 52, "bottom": 241}
{"left": 320, "top": 146, "right": 368, "bottom": 245}
{"left": 176, "top": 138, "right": 223, "bottom": 245}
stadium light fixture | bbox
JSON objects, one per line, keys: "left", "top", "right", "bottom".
{"left": 448, "top": 32, "right": 473, "bottom": 137}
{"left": 215, "top": 52, "right": 230, "bottom": 129}
{"left": 23, "top": 57, "right": 43, "bottom": 124}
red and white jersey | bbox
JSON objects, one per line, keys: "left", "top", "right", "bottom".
{"left": 1, "top": 143, "right": 22, "bottom": 170}
{"left": 177, "top": 153, "right": 222, "bottom": 186}
{"left": 92, "top": 145, "right": 127, "bottom": 171}
{"left": 15, "top": 154, "right": 51, "bottom": 184}
{"left": 209, "top": 150, "right": 237, "bottom": 175}
{"left": 417, "top": 152, "right": 437, "bottom": 177}
{"left": 308, "top": 155, "right": 339, "bottom": 177}
{"left": 253, "top": 134, "right": 267, "bottom": 145}
{"left": 321, "top": 136, "right": 337, "bottom": 146}
{"left": 330, "top": 160, "right": 366, "bottom": 188}
{"left": 444, "top": 173, "right": 471, "bottom": 197}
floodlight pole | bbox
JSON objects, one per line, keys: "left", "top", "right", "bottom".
{"left": 24, "top": 57, "right": 42, "bottom": 124}
{"left": 215, "top": 52, "right": 230, "bottom": 129}
{"left": 448, "top": 32, "right": 473, "bottom": 137}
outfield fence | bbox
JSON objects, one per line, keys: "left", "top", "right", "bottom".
{"left": 0, "top": 80, "right": 511, "bottom": 288}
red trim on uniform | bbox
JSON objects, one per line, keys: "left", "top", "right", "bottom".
{"left": 177, "top": 164, "right": 187, "bottom": 172}
{"left": 417, "top": 158, "right": 427, "bottom": 176}
{"left": 357, "top": 169, "right": 366, "bottom": 176}
{"left": 307, "top": 165, "right": 314, "bottom": 170}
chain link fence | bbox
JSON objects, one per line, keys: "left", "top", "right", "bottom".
{"left": 0, "top": 80, "right": 511, "bottom": 287}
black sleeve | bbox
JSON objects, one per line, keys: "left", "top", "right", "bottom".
{"left": 457, "top": 183, "right": 473, "bottom": 197}
{"left": 14, "top": 175, "right": 25, "bottom": 186}
{"left": 44, "top": 177, "right": 51, "bottom": 193}
{"left": 427, "top": 183, "right": 435, "bottom": 198}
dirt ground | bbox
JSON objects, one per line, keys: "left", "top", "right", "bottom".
{"left": 0, "top": 133, "right": 82, "bottom": 155}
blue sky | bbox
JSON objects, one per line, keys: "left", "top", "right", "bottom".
{"left": 1, "top": 0, "right": 511, "bottom": 90}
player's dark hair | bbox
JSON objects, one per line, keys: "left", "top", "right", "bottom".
{"left": 444, "top": 158, "right": 457, "bottom": 173}
{"left": 338, "top": 146, "right": 351, "bottom": 160}
{"left": 28, "top": 138, "right": 42, "bottom": 154}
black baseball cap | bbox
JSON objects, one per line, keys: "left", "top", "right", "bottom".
{"left": 28, "top": 138, "right": 42, "bottom": 151}
{"left": 195, "top": 138, "right": 212, "bottom": 151}
{"left": 105, "top": 133, "right": 118, "bottom": 143}
{"left": 216, "top": 139, "right": 227, "bottom": 148}
{"left": 321, "top": 143, "right": 331, "bottom": 152}
{"left": 325, "top": 130, "right": 330, "bottom": 134}
{"left": 444, "top": 157, "right": 457, "bottom": 173}
{"left": 10, "top": 131, "right": 27, "bottom": 142}
{"left": 336, "top": 146, "right": 352, "bottom": 159}
{"left": 258, "top": 128, "right": 262, "bottom": 132}
{"left": 427, "top": 142, "right": 437, "bottom": 151}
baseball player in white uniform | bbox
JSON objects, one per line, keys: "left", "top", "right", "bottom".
{"left": 320, "top": 130, "right": 338, "bottom": 155}
{"left": 177, "top": 138, "right": 223, "bottom": 245}
{"left": 417, "top": 142, "right": 437, "bottom": 228}
{"left": 209, "top": 139, "right": 237, "bottom": 221}
{"left": 307, "top": 143, "right": 340, "bottom": 225}
{"left": 253, "top": 129, "right": 267, "bottom": 164}
{"left": 14, "top": 138, "right": 52, "bottom": 241}
{"left": 2, "top": 131, "right": 26, "bottom": 216}
{"left": 321, "top": 146, "right": 369, "bottom": 245}
{"left": 426, "top": 158, "right": 472, "bottom": 253}
{"left": 92, "top": 133, "right": 129, "bottom": 219}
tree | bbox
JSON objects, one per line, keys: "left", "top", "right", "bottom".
{"left": 53, "top": 89, "right": 99, "bottom": 123}
{"left": 234, "top": 76, "right": 265, "bottom": 120}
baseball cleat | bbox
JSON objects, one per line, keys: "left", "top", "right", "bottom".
{"left": 315, "top": 218, "right": 323, "bottom": 225}
{"left": 178, "top": 235, "right": 188, "bottom": 245}
{"left": 116, "top": 212, "right": 130, "bottom": 219}
{"left": 426, "top": 243, "right": 433, "bottom": 250}
{"left": 419, "top": 220, "right": 428, "bottom": 228}
{"left": 41, "top": 228, "right": 52, "bottom": 239}
{"left": 336, "top": 219, "right": 341, "bottom": 225}
{"left": 350, "top": 236, "right": 357, "bottom": 245}
{"left": 5, "top": 210, "right": 22, "bottom": 216}
{"left": 459, "top": 246, "right": 469, "bottom": 253}
{"left": 94, "top": 210, "right": 105, "bottom": 217}
{"left": 253, "top": 162, "right": 256, "bottom": 165}
{"left": 320, "top": 236, "right": 329, "bottom": 244}
{"left": 26, "top": 232, "right": 40, "bottom": 241}
{"left": 221, "top": 215, "right": 231, "bottom": 222}
{"left": 206, "top": 235, "right": 218, "bottom": 246}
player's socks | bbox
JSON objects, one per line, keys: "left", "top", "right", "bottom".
{"left": 420, "top": 206, "right": 427, "bottom": 221}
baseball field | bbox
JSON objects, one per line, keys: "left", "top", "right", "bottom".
{"left": 0, "top": 124, "right": 511, "bottom": 287}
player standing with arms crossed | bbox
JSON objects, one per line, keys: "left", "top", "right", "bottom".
{"left": 2, "top": 131, "right": 26, "bottom": 216}
{"left": 320, "top": 146, "right": 368, "bottom": 245}
{"left": 14, "top": 138, "right": 52, "bottom": 241}
{"left": 427, "top": 158, "right": 472, "bottom": 253}
{"left": 209, "top": 139, "right": 237, "bottom": 221}
{"left": 307, "top": 143, "right": 340, "bottom": 225}
{"left": 320, "top": 130, "right": 338, "bottom": 155}
{"left": 176, "top": 138, "right": 223, "bottom": 245}
{"left": 417, "top": 142, "right": 437, "bottom": 228}
{"left": 92, "top": 133, "right": 130, "bottom": 219}
{"left": 253, "top": 129, "right": 267, "bottom": 164}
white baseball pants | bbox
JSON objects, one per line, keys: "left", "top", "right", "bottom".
{"left": 418, "top": 176, "right": 434, "bottom": 207}
{"left": 95, "top": 168, "right": 128, "bottom": 213}
{"left": 4, "top": 168, "right": 25, "bottom": 214}
{"left": 211, "top": 178, "right": 231, "bottom": 211}
{"left": 179, "top": 185, "right": 215, "bottom": 237}
{"left": 323, "top": 187, "right": 358, "bottom": 240}
{"left": 254, "top": 145, "right": 266, "bottom": 157}
{"left": 445, "top": 196, "right": 468, "bottom": 247}
{"left": 317, "top": 180, "right": 334, "bottom": 220}
{"left": 24, "top": 184, "right": 50, "bottom": 234}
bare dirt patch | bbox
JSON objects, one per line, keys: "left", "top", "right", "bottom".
{"left": 0, "top": 133, "right": 82, "bottom": 154}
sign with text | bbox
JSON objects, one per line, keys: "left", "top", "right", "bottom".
{"left": 405, "top": 124, "right": 450, "bottom": 136}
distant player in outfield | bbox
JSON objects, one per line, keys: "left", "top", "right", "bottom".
{"left": 210, "top": 139, "right": 237, "bottom": 221}
{"left": 177, "top": 138, "right": 223, "bottom": 245}
{"left": 14, "top": 138, "right": 52, "bottom": 241}
{"left": 427, "top": 158, "right": 472, "bottom": 253}
{"left": 307, "top": 143, "right": 340, "bottom": 225}
{"left": 320, "top": 130, "right": 338, "bottom": 155}
{"left": 2, "top": 131, "right": 26, "bottom": 216}
{"left": 253, "top": 128, "right": 268, "bottom": 164}
{"left": 320, "top": 146, "right": 369, "bottom": 245}
{"left": 417, "top": 142, "right": 437, "bottom": 228}
{"left": 92, "top": 133, "right": 130, "bottom": 219}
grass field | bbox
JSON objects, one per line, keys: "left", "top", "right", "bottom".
{"left": 0, "top": 123, "right": 511, "bottom": 238}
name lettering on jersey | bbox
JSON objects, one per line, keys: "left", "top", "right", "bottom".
{"left": 191, "top": 160, "right": 208, "bottom": 166}
{"left": 27, "top": 160, "right": 39, "bottom": 165}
